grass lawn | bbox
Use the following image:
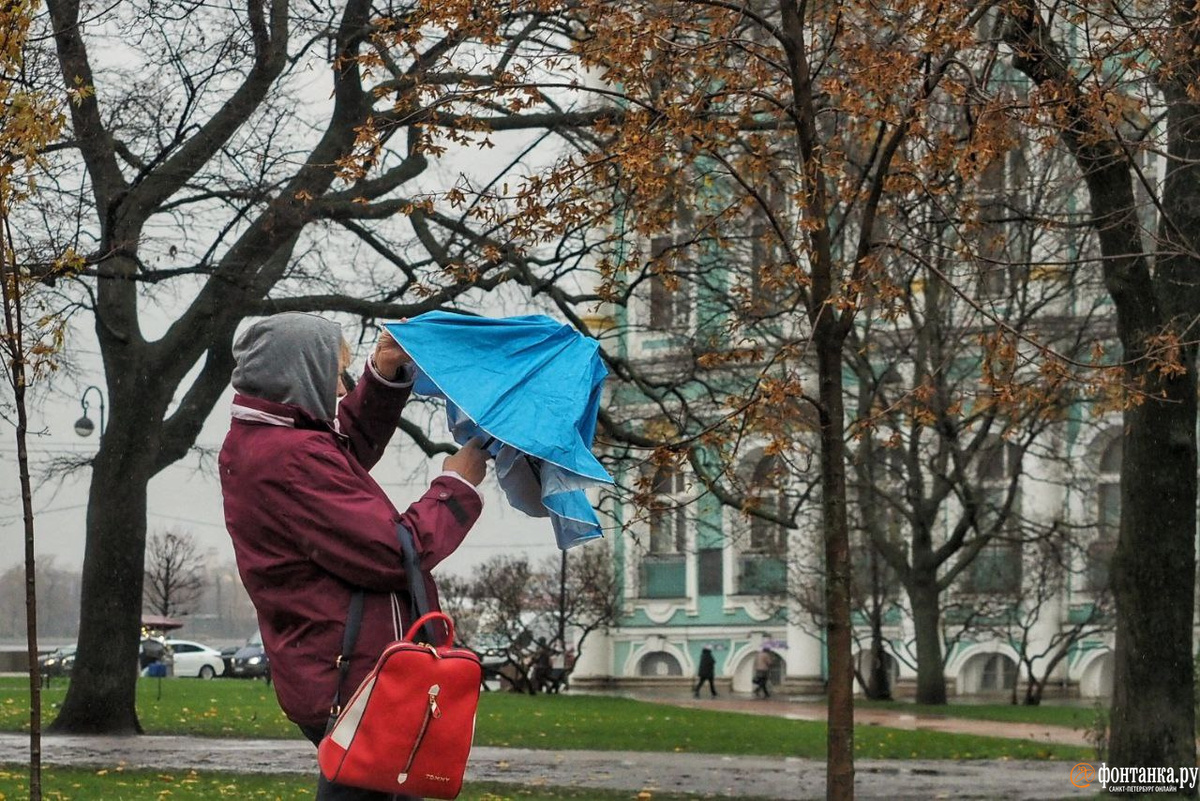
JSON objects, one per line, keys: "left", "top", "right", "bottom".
{"left": 0, "top": 766, "right": 764, "bottom": 801}
{"left": 0, "top": 677, "right": 1088, "bottom": 761}
{"left": 2, "top": 677, "right": 298, "bottom": 739}
{"left": 857, "top": 699, "right": 1098, "bottom": 730}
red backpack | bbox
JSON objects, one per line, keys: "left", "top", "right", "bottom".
{"left": 318, "top": 610, "right": 482, "bottom": 798}
{"left": 317, "top": 524, "right": 482, "bottom": 799}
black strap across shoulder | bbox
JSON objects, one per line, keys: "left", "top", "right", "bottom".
{"left": 327, "top": 522, "right": 430, "bottom": 727}
{"left": 328, "top": 590, "right": 363, "bottom": 720}
{"left": 396, "top": 521, "right": 432, "bottom": 624}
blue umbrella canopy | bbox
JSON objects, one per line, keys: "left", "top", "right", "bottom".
{"left": 384, "top": 312, "right": 612, "bottom": 548}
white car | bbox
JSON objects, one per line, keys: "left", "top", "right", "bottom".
{"left": 165, "top": 639, "right": 224, "bottom": 679}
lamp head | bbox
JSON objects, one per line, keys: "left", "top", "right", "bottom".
{"left": 74, "top": 415, "right": 95, "bottom": 437}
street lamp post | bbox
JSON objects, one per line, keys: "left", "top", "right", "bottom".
{"left": 74, "top": 385, "right": 106, "bottom": 439}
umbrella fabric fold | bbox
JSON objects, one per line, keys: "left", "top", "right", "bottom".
{"left": 385, "top": 313, "right": 612, "bottom": 549}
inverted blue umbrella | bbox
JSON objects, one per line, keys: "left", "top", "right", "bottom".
{"left": 384, "top": 312, "right": 612, "bottom": 549}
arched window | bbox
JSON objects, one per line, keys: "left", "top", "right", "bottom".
{"left": 641, "top": 464, "right": 688, "bottom": 599}
{"left": 738, "top": 453, "right": 788, "bottom": 595}
{"left": 1089, "top": 435, "right": 1122, "bottom": 591}
{"left": 647, "top": 194, "right": 695, "bottom": 333}
{"left": 648, "top": 237, "right": 692, "bottom": 331}
{"left": 637, "top": 651, "right": 683, "bottom": 677}
{"left": 962, "top": 651, "right": 1018, "bottom": 693}
{"left": 649, "top": 465, "right": 686, "bottom": 554}
{"left": 980, "top": 653, "right": 1017, "bottom": 691}
{"left": 977, "top": 436, "right": 1020, "bottom": 526}
{"left": 749, "top": 454, "right": 787, "bottom": 554}
{"left": 1098, "top": 435, "right": 1122, "bottom": 538}
{"left": 975, "top": 150, "right": 1029, "bottom": 298}
{"left": 966, "top": 438, "right": 1022, "bottom": 594}
{"left": 748, "top": 184, "right": 790, "bottom": 317}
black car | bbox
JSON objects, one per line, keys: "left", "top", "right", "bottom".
{"left": 228, "top": 630, "right": 270, "bottom": 680}
{"left": 219, "top": 644, "right": 239, "bottom": 676}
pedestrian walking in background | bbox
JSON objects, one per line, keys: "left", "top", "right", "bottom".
{"left": 752, "top": 646, "right": 774, "bottom": 698}
{"left": 220, "top": 312, "right": 489, "bottom": 801}
{"left": 693, "top": 646, "right": 718, "bottom": 698}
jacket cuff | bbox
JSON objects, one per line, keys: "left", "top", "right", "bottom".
{"left": 367, "top": 356, "right": 415, "bottom": 388}
{"left": 439, "top": 471, "right": 484, "bottom": 504}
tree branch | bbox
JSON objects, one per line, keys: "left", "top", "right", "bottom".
{"left": 122, "top": 0, "right": 290, "bottom": 225}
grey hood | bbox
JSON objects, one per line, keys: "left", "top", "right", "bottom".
{"left": 231, "top": 312, "right": 343, "bottom": 421}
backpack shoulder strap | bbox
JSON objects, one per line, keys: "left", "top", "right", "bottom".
{"left": 327, "top": 589, "right": 364, "bottom": 729}
{"left": 327, "top": 521, "right": 435, "bottom": 729}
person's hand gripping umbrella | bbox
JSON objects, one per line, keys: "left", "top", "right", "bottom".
{"left": 385, "top": 312, "right": 613, "bottom": 549}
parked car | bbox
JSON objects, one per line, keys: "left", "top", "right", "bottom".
{"left": 228, "top": 630, "right": 270, "bottom": 680}
{"left": 39, "top": 645, "right": 76, "bottom": 679}
{"left": 470, "top": 634, "right": 523, "bottom": 691}
{"left": 478, "top": 643, "right": 508, "bottom": 674}
{"left": 219, "top": 644, "right": 239, "bottom": 676}
{"left": 165, "top": 639, "right": 224, "bottom": 679}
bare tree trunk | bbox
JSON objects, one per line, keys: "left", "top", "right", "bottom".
{"left": 864, "top": 544, "right": 891, "bottom": 701}
{"left": 557, "top": 550, "right": 567, "bottom": 651}
{"left": 865, "top": 598, "right": 892, "bottom": 701}
{"left": 817, "top": 323, "right": 854, "bottom": 800}
{"left": 1, "top": 203, "right": 42, "bottom": 798}
{"left": 908, "top": 579, "right": 947, "bottom": 705}
{"left": 1109, "top": 370, "right": 1197, "bottom": 772}
{"left": 1106, "top": 86, "right": 1200, "bottom": 775}
{"left": 48, "top": 415, "right": 156, "bottom": 734}
{"left": 1024, "top": 674, "right": 1043, "bottom": 706}
{"left": 21, "top": 432, "right": 40, "bottom": 798}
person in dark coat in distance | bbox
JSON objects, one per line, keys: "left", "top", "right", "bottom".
{"left": 220, "top": 312, "right": 489, "bottom": 801}
{"left": 532, "top": 638, "right": 553, "bottom": 694}
{"left": 693, "top": 646, "right": 718, "bottom": 698}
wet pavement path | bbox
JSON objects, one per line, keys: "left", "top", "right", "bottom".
{"left": 0, "top": 732, "right": 1093, "bottom": 799}
{"left": 622, "top": 690, "right": 1091, "bottom": 748}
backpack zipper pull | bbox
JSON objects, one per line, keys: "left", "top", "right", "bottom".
{"left": 397, "top": 684, "right": 443, "bottom": 785}
{"left": 429, "top": 684, "right": 441, "bottom": 719}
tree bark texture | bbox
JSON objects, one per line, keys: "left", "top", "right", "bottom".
{"left": 908, "top": 579, "right": 947, "bottom": 705}
{"left": 817, "top": 319, "right": 854, "bottom": 800}
{"left": 865, "top": 582, "right": 892, "bottom": 701}
{"left": 1108, "top": 367, "right": 1197, "bottom": 771}
{"left": 49, "top": 409, "right": 158, "bottom": 734}
{"left": 2, "top": 201, "right": 44, "bottom": 795}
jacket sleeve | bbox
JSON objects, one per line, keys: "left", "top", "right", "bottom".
{"left": 280, "top": 442, "right": 482, "bottom": 591}
{"left": 402, "top": 475, "right": 484, "bottom": 571}
{"left": 335, "top": 360, "right": 413, "bottom": 470}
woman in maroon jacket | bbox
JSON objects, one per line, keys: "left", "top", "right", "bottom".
{"left": 220, "top": 312, "right": 487, "bottom": 801}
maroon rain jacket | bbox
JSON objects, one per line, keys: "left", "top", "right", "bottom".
{"left": 220, "top": 362, "right": 482, "bottom": 730}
